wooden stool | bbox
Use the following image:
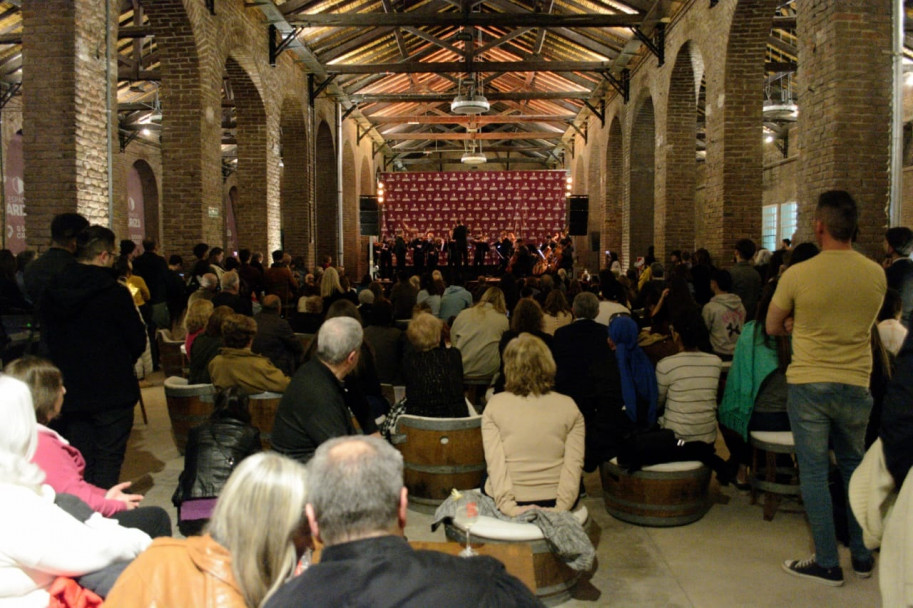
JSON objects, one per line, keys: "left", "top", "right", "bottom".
{"left": 391, "top": 413, "right": 485, "bottom": 511}
{"left": 600, "top": 458, "right": 711, "bottom": 527}
{"left": 157, "top": 330, "right": 186, "bottom": 379}
{"left": 249, "top": 391, "right": 283, "bottom": 450}
{"left": 163, "top": 377, "right": 215, "bottom": 454}
{"left": 445, "top": 506, "right": 591, "bottom": 606}
{"left": 750, "top": 431, "right": 800, "bottom": 521}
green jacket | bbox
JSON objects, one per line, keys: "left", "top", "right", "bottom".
{"left": 718, "top": 321, "right": 781, "bottom": 440}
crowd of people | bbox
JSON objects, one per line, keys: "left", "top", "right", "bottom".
{"left": 2, "top": 188, "right": 913, "bottom": 604}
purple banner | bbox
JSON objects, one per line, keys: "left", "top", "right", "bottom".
{"left": 226, "top": 187, "right": 239, "bottom": 256}
{"left": 126, "top": 166, "right": 145, "bottom": 246}
{"left": 4, "top": 133, "right": 25, "bottom": 253}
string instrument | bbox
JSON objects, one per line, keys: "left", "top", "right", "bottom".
{"left": 532, "top": 245, "right": 549, "bottom": 276}
{"left": 548, "top": 242, "right": 563, "bottom": 273}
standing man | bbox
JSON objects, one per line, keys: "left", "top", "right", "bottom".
{"left": 452, "top": 219, "right": 469, "bottom": 269}
{"left": 767, "top": 190, "right": 885, "bottom": 585}
{"left": 24, "top": 212, "right": 89, "bottom": 312}
{"left": 729, "top": 238, "right": 762, "bottom": 321}
{"left": 270, "top": 317, "right": 363, "bottom": 464}
{"left": 884, "top": 226, "right": 913, "bottom": 328}
{"left": 264, "top": 436, "right": 543, "bottom": 608}
{"left": 393, "top": 230, "right": 407, "bottom": 274}
{"left": 43, "top": 226, "right": 147, "bottom": 488}
{"left": 473, "top": 232, "right": 490, "bottom": 272}
{"left": 132, "top": 238, "right": 171, "bottom": 364}
{"left": 411, "top": 232, "right": 427, "bottom": 276}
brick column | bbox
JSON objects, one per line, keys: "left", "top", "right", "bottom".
{"left": 627, "top": 99, "right": 656, "bottom": 265}
{"left": 22, "top": 0, "right": 115, "bottom": 248}
{"left": 315, "top": 120, "right": 338, "bottom": 266}
{"left": 796, "top": 0, "right": 892, "bottom": 256}
{"left": 604, "top": 117, "right": 623, "bottom": 266}
{"left": 342, "top": 141, "right": 358, "bottom": 276}
{"left": 280, "top": 99, "right": 310, "bottom": 261}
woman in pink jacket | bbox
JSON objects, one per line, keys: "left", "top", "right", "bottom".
{"left": 4, "top": 356, "right": 171, "bottom": 538}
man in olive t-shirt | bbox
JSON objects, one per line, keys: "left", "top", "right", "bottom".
{"left": 767, "top": 190, "right": 886, "bottom": 586}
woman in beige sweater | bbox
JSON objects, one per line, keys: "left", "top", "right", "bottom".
{"left": 482, "top": 333, "right": 585, "bottom": 516}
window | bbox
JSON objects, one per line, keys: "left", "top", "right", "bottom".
{"left": 762, "top": 202, "right": 797, "bottom": 251}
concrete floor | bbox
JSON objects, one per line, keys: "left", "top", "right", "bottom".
{"left": 124, "top": 373, "right": 881, "bottom": 608}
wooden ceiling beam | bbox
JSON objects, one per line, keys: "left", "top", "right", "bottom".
{"left": 289, "top": 13, "right": 641, "bottom": 28}
{"left": 352, "top": 90, "right": 588, "bottom": 102}
{"left": 326, "top": 60, "right": 613, "bottom": 73}
{"left": 384, "top": 131, "right": 562, "bottom": 140}
{"left": 369, "top": 114, "right": 573, "bottom": 124}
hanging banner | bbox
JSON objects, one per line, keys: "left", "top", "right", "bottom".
{"left": 226, "top": 188, "right": 239, "bottom": 255}
{"left": 4, "top": 133, "right": 25, "bottom": 253}
{"left": 126, "top": 166, "right": 146, "bottom": 246}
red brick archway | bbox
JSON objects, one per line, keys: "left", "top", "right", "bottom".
{"left": 628, "top": 97, "right": 655, "bottom": 265}
{"left": 280, "top": 97, "right": 310, "bottom": 264}
{"left": 314, "top": 121, "right": 338, "bottom": 266}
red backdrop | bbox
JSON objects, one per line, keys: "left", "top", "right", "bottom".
{"left": 380, "top": 170, "right": 568, "bottom": 245}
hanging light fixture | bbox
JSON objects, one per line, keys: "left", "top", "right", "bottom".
{"left": 451, "top": 75, "right": 490, "bottom": 115}
{"left": 461, "top": 138, "right": 486, "bottom": 164}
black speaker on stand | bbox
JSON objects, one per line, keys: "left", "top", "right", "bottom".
{"left": 359, "top": 195, "right": 380, "bottom": 236}
{"left": 567, "top": 195, "right": 589, "bottom": 236}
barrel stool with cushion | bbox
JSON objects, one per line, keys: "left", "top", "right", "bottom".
{"left": 248, "top": 391, "right": 283, "bottom": 450}
{"left": 157, "top": 330, "right": 186, "bottom": 379}
{"left": 390, "top": 412, "right": 485, "bottom": 512}
{"left": 600, "top": 458, "right": 711, "bottom": 527}
{"left": 445, "top": 506, "right": 590, "bottom": 606}
{"left": 163, "top": 377, "right": 216, "bottom": 454}
{"left": 749, "top": 430, "right": 800, "bottom": 521}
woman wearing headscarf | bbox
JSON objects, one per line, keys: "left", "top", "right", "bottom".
{"left": 607, "top": 315, "right": 658, "bottom": 429}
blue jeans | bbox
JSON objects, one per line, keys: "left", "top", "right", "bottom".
{"left": 788, "top": 383, "right": 872, "bottom": 568}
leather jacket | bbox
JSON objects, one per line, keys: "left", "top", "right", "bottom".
{"left": 173, "top": 418, "right": 261, "bottom": 506}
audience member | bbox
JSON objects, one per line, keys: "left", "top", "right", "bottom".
{"left": 42, "top": 226, "right": 147, "bottom": 489}
{"left": 237, "top": 248, "right": 263, "bottom": 304}
{"left": 363, "top": 300, "right": 403, "bottom": 385}
{"left": 187, "top": 272, "right": 218, "bottom": 306}
{"left": 171, "top": 387, "right": 261, "bottom": 536}
{"left": 542, "top": 289, "right": 573, "bottom": 335}
{"left": 730, "top": 238, "right": 762, "bottom": 321}
{"left": 107, "top": 452, "right": 308, "bottom": 608}
{"left": 208, "top": 314, "right": 290, "bottom": 394}
{"left": 391, "top": 271, "right": 418, "bottom": 320}
{"left": 482, "top": 334, "right": 584, "bottom": 516}
{"left": 878, "top": 288, "right": 908, "bottom": 357}
{"left": 690, "top": 248, "right": 715, "bottom": 306}
{"left": 451, "top": 286, "right": 509, "bottom": 379}
{"left": 264, "top": 436, "right": 542, "bottom": 608}
{"left": 884, "top": 226, "right": 913, "bottom": 328}
{"left": 252, "top": 295, "right": 303, "bottom": 377}
{"left": 188, "top": 305, "right": 234, "bottom": 385}
{"left": 271, "top": 317, "right": 364, "bottom": 463}
{"left": 291, "top": 295, "right": 324, "bottom": 334}
{"left": 608, "top": 315, "right": 658, "bottom": 429}
{"left": 131, "top": 238, "right": 172, "bottom": 331}
{"left": 401, "top": 312, "right": 466, "bottom": 418}
{"left": 439, "top": 274, "right": 473, "bottom": 323}
{"left": 493, "top": 299, "right": 551, "bottom": 393}
{"left": 768, "top": 190, "right": 886, "bottom": 584}
{"left": 165, "top": 254, "right": 188, "bottom": 332}
{"left": 189, "top": 243, "right": 211, "bottom": 288}
{"left": 321, "top": 267, "right": 357, "bottom": 312}
{"left": 263, "top": 250, "right": 298, "bottom": 309}
{"left": 788, "top": 241, "right": 819, "bottom": 266}
{"left": 357, "top": 288, "right": 375, "bottom": 325}
{"left": 183, "top": 299, "right": 214, "bottom": 357}
{"left": 702, "top": 268, "right": 746, "bottom": 359}
{"left": 0, "top": 375, "right": 151, "bottom": 603}
{"left": 211, "top": 270, "right": 253, "bottom": 316}
{"left": 594, "top": 271, "right": 630, "bottom": 325}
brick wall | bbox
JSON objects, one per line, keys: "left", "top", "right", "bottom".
{"left": 280, "top": 97, "right": 310, "bottom": 261}
{"left": 603, "top": 116, "right": 623, "bottom": 264}
{"left": 628, "top": 98, "right": 655, "bottom": 264}
{"left": 341, "top": 140, "right": 358, "bottom": 277}
{"left": 315, "top": 119, "right": 338, "bottom": 266}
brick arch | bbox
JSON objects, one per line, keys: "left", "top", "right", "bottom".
{"left": 707, "top": 0, "right": 779, "bottom": 260}
{"left": 661, "top": 40, "right": 704, "bottom": 259}
{"left": 144, "top": 0, "right": 221, "bottom": 259}
{"left": 628, "top": 97, "right": 656, "bottom": 265}
{"left": 280, "top": 97, "right": 310, "bottom": 264}
{"left": 315, "top": 120, "right": 338, "bottom": 265}
{"left": 225, "top": 55, "right": 269, "bottom": 254}
{"left": 604, "top": 116, "right": 623, "bottom": 265}
{"left": 132, "top": 160, "right": 160, "bottom": 246}
{"left": 342, "top": 141, "right": 358, "bottom": 277}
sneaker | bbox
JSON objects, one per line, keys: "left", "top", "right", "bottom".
{"left": 852, "top": 556, "right": 874, "bottom": 578}
{"left": 782, "top": 556, "right": 844, "bottom": 586}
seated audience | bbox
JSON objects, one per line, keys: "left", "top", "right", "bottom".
{"left": 482, "top": 334, "right": 585, "bottom": 517}
{"left": 107, "top": 452, "right": 309, "bottom": 608}
{"left": 263, "top": 250, "right": 299, "bottom": 309}
{"left": 702, "top": 268, "right": 746, "bottom": 359}
{"left": 271, "top": 317, "right": 364, "bottom": 464}
{"left": 451, "top": 287, "right": 509, "bottom": 379}
{"left": 264, "top": 436, "right": 541, "bottom": 608}
{"left": 439, "top": 275, "right": 473, "bottom": 323}
{"left": 208, "top": 314, "right": 290, "bottom": 394}
{"left": 211, "top": 270, "right": 253, "bottom": 316}
{"left": 5, "top": 356, "right": 171, "bottom": 539}
{"left": 187, "top": 272, "right": 218, "bottom": 306}
{"left": 188, "top": 305, "right": 234, "bottom": 385}
{"left": 594, "top": 270, "right": 630, "bottom": 325}
{"left": 357, "top": 288, "right": 375, "bottom": 325}
{"left": 402, "top": 313, "right": 466, "bottom": 418}
{"left": 493, "top": 299, "right": 551, "bottom": 393}
{"left": 390, "top": 271, "right": 418, "bottom": 320}
{"left": 321, "top": 267, "right": 357, "bottom": 312}
{"left": 172, "top": 388, "right": 261, "bottom": 536}
{"left": 0, "top": 375, "right": 151, "bottom": 603}
{"left": 291, "top": 295, "right": 324, "bottom": 334}
{"left": 416, "top": 276, "right": 444, "bottom": 318}
{"left": 878, "top": 288, "right": 908, "bottom": 357}
{"left": 542, "top": 289, "right": 573, "bottom": 335}
{"left": 608, "top": 315, "right": 658, "bottom": 429}
{"left": 719, "top": 281, "right": 792, "bottom": 486}
{"left": 654, "top": 310, "right": 727, "bottom": 477}
{"left": 183, "top": 299, "right": 214, "bottom": 357}
{"left": 363, "top": 300, "right": 403, "bottom": 385}
{"left": 252, "top": 295, "right": 303, "bottom": 377}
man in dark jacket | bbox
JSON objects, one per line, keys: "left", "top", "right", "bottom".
{"left": 884, "top": 226, "right": 913, "bottom": 328}
{"left": 252, "top": 295, "right": 303, "bottom": 376}
{"left": 42, "top": 225, "right": 147, "bottom": 488}
{"left": 552, "top": 291, "right": 629, "bottom": 471}
{"left": 264, "top": 436, "right": 542, "bottom": 608}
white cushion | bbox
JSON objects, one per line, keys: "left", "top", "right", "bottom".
{"left": 180, "top": 344, "right": 187, "bottom": 356}
{"left": 750, "top": 431, "right": 795, "bottom": 447}
{"left": 164, "top": 376, "right": 189, "bottom": 388}
{"left": 451, "top": 506, "right": 588, "bottom": 542}
{"left": 608, "top": 457, "right": 704, "bottom": 473}
{"left": 249, "top": 391, "right": 283, "bottom": 399}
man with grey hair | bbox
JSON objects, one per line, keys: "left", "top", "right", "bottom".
{"left": 271, "top": 317, "right": 363, "bottom": 463}
{"left": 265, "top": 436, "right": 543, "bottom": 608}
{"left": 187, "top": 272, "right": 218, "bottom": 306}
{"left": 211, "top": 269, "right": 252, "bottom": 315}
{"left": 551, "top": 291, "right": 627, "bottom": 470}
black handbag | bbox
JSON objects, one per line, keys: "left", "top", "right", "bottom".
{"left": 617, "top": 427, "right": 680, "bottom": 471}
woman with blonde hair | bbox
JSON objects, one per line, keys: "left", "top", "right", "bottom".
{"left": 402, "top": 312, "right": 466, "bottom": 418}
{"left": 320, "top": 267, "right": 356, "bottom": 312}
{"left": 106, "top": 452, "right": 309, "bottom": 608}
{"left": 481, "top": 334, "right": 585, "bottom": 516}
{"left": 183, "top": 299, "right": 214, "bottom": 355}
{"left": 450, "top": 286, "right": 509, "bottom": 378}
{"left": 542, "top": 289, "right": 573, "bottom": 335}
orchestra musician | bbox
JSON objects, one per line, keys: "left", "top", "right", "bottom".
{"left": 473, "top": 232, "right": 490, "bottom": 271}
{"left": 452, "top": 220, "right": 469, "bottom": 269}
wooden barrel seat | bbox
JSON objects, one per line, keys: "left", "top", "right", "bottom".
{"left": 248, "top": 391, "right": 283, "bottom": 450}
{"left": 391, "top": 413, "right": 485, "bottom": 511}
{"left": 600, "top": 458, "right": 711, "bottom": 527}
{"left": 163, "top": 377, "right": 215, "bottom": 454}
{"left": 445, "top": 506, "right": 590, "bottom": 606}
{"left": 750, "top": 431, "right": 799, "bottom": 521}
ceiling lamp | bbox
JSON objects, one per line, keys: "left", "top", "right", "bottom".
{"left": 461, "top": 139, "right": 486, "bottom": 165}
{"left": 451, "top": 76, "right": 489, "bottom": 115}
{"left": 763, "top": 101, "right": 798, "bottom": 122}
